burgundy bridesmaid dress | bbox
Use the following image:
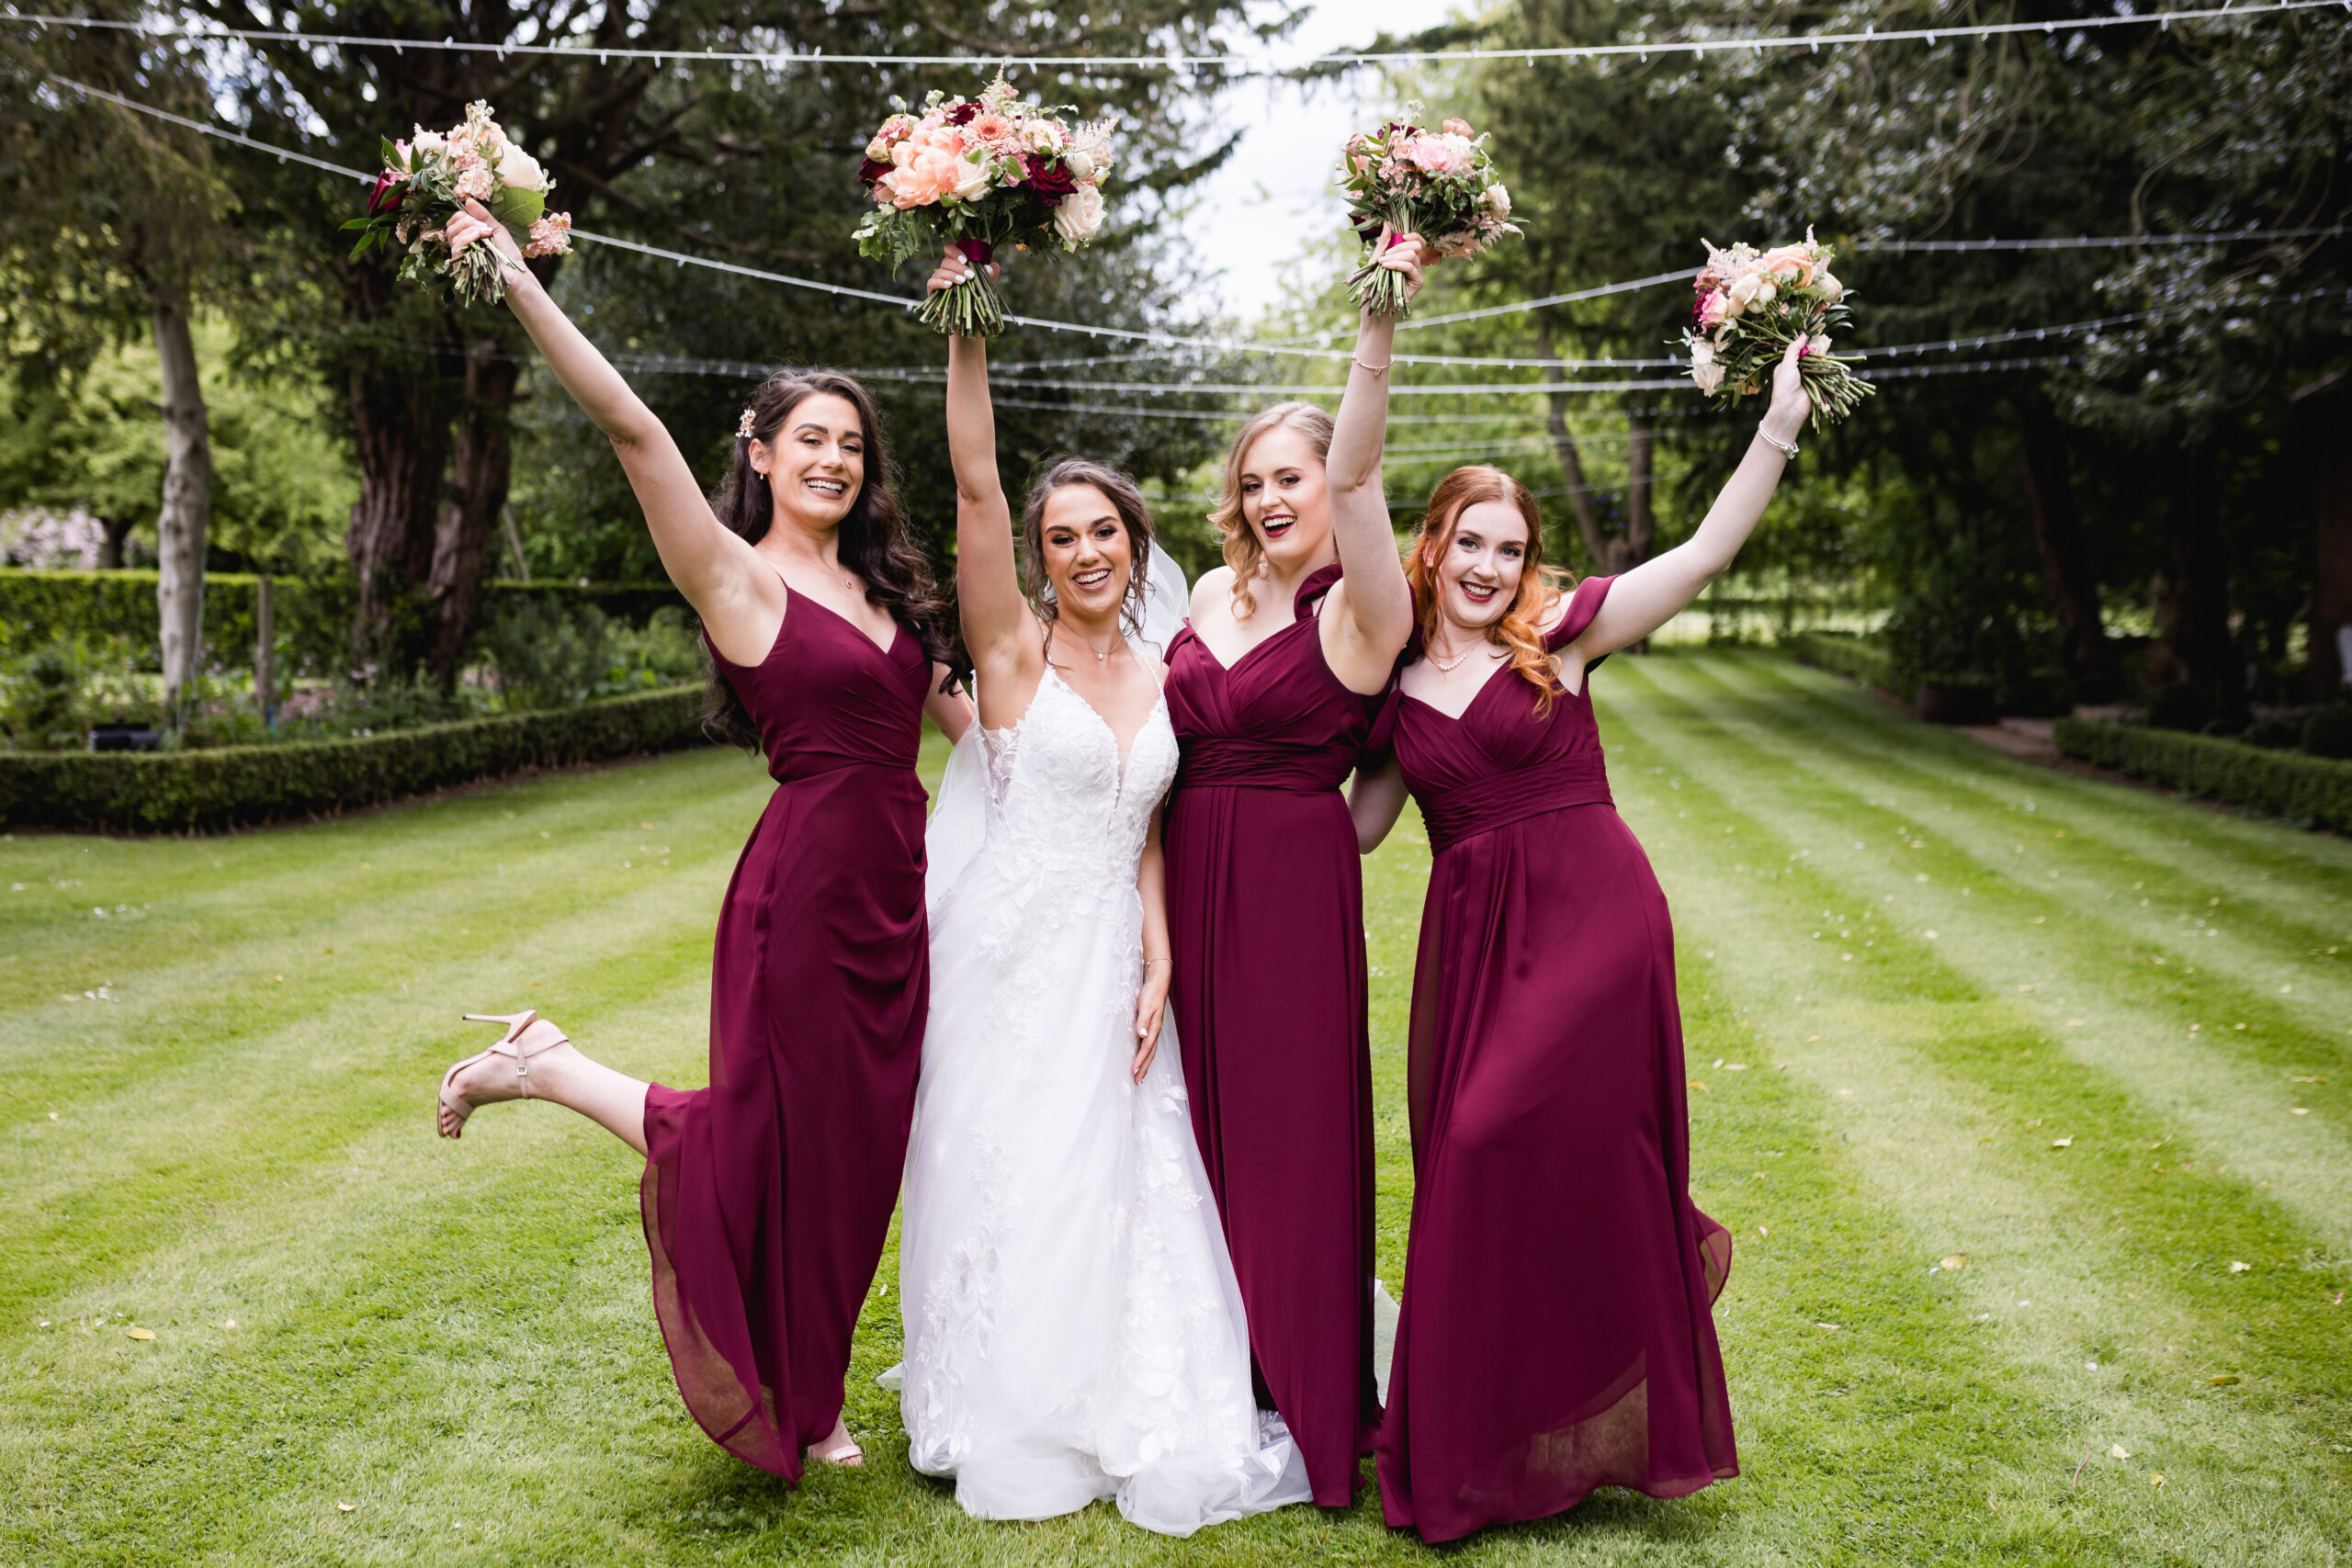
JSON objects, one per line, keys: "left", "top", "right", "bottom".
{"left": 1162, "top": 560, "right": 1384, "bottom": 1506}
{"left": 1374, "top": 575, "right": 1736, "bottom": 1542}
{"left": 639, "top": 594, "right": 932, "bottom": 1481}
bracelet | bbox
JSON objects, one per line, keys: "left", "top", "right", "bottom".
{"left": 1143, "top": 957, "right": 1171, "bottom": 969}
{"left": 1351, "top": 356, "right": 1392, "bottom": 375}
{"left": 1758, "top": 423, "right": 1800, "bottom": 458}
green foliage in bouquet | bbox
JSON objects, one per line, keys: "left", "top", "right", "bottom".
{"left": 341, "top": 102, "right": 571, "bottom": 308}
{"left": 1679, "top": 234, "right": 1875, "bottom": 428}
{"left": 1337, "top": 107, "right": 1517, "bottom": 321}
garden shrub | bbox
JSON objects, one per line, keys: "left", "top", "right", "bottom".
{"left": 2053, "top": 717, "right": 2352, "bottom": 831}
{"left": 1788, "top": 632, "right": 1912, "bottom": 698}
{"left": 0, "top": 686, "right": 713, "bottom": 832}
{"left": 2144, "top": 682, "right": 2210, "bottom": 733}
{"left": 2305, "top": 703, "right": 2352, "bottom": 760}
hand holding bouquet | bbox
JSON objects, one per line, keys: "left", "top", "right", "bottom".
{"left": 1679, "top": 231, "right": 1873, "bottom": 427}
{"left": 1337, "top": 107, "right": 1517, "bottom": 320}
{"left": 344, "top": 101, "right": 571, "bottom": 307}
{"left": 855, "top": 75, "right": 1114, "bottom": 337}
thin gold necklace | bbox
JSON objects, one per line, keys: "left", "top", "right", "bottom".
{"left": 1061, "top": 626, "right": 1124, "bottom": 664}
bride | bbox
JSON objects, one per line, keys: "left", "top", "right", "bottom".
{"left": 893, "top": 251, "right": 1312, "bottom": 1535}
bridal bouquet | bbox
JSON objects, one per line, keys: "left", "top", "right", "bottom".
{"left": 1679, "top": 231, "right": 1873, "bottom": 427}
{"left": 344, "top": 101, "right": 571, "bottom": 306}
{"left": 854, "top": 76, "right": 1114, "bottom": 337}
{"left": 1337, "top": 107, "right": 1517, "bottom": 320}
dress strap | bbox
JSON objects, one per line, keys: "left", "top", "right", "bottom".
{"left": 1543, "top": 574, "right": 1616, "bottom": 653}
{"left": 1294, "top": 560, "right": 1346, "bottom": 620}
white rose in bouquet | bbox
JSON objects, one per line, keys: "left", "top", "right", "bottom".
{"left": 1815, "top": 270, "right": 1843, "bottom": 304}
{"left": 496, "top": 141, "right": 546, "bottom": 191}
{"left": 951, "top": 151, "right": 994, "bottom": 203}
{"left": 409, "top": 128, "right": 447, "bottom": 155}
{"left": 1054, "top": 183, "right": 1106, "bottom": 243}
{"left": 1022, "top": 118, "right": 1064, "bottom": 154}
{"left": 1727, "top": 272, "right": 1761, "bottom": 311}
{"left": 1482, "top": 183, "right": 1511, "bottom": 220}
{"left": 1692, "top": 360, "right": 1726, "bottom": 395}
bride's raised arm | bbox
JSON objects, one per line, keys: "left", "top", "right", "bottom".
{"left": 445, "top": 197, "right": 776, "bottom": 643}
{"left": 930, "top": 252, "right": 1043, "bottom": 709}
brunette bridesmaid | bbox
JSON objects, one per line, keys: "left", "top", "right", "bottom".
{"left": 427, "top": 199, "right": 968, "bottom": 1479}
{"left": 1161, "top": 234, "right": 1430, "bottom": 1506}
{"left": 1348, "top": 340, "right": 1813, "bottom": 1541}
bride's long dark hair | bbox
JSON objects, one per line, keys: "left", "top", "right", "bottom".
{"left": 703, "top": 372, "right": 954, "bottom": 750}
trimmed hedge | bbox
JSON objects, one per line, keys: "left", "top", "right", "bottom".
{"left": 0, "top": 570, "right": 684, "bottom": 671}
{"left": 2053, "top": 717, "right": 2352, "bottom": 832}
{"left": 1788, "top": 631, "right": 1913, "bottom": 699}
{"left": 0, "top": 686, "right": 714, "bottom": 833}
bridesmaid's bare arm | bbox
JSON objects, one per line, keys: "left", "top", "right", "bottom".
{"left": 1348, "top": 755, "right": 1411, "bottom": 854}
{"left": 1568, "top": 340, "right": 1812, "bottom": 661}
{"left": 924, "top": 667, "right": 975, "bottom": 744}
{"left": 1134, "top": 808, "right": 1173, "bottom": 1081}
{"left": 444, "top": 198, "right": 776, "bottom": 650}
{"left": 1321, "top": 236, "right": 1430, "bottom": 692}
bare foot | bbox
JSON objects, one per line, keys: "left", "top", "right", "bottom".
{"left": 806, "top": 1416, "right": 863, "bottom": 1467}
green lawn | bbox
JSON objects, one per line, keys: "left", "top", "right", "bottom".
{"left": 5, "top": 648, "right": 2348, "bottom": 1566}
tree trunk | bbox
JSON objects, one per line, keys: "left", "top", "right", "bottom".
{"left": 1538, "top": 327, "right": 1609, "bottom": 570}
{"left": 2164, "top": 444, "right": 2243, "bottom": 722}
{"left": 98, "top": 514, "right": 137, "bottom": 570}
{"left": 426, "top": 346, "right": 522, "bottom": 684}
{"left": 2018, "top": 391, "right": 2120, "bottom": 699}
{"left": 2299, "top": 373, "right": 2352, "bottom": 697}
{"left": 152, "top": 288, "right": 211, "bottom": 710}
{"left": 345, "top": 357, "right": 451, "bottom": 672}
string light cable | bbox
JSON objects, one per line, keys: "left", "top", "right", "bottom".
{"left": 9, "top": 1, "right": 2343, "bottom": 72}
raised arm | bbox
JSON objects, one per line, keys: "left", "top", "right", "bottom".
{"left": 444, "top": 199, "right": 761, "bottom": 620}
{"left": 1569, "top": 339, "right": 1812, "bottom": 660}
{"left": 930, "top": 254, "right": 1035, "bottom": 687}
{"left": 1323, "top": 234, "right": 1426, "bottom": 667}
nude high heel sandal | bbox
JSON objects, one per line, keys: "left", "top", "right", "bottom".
{"left": 436, "top": 1010, "right": 570, "bottom": 1139}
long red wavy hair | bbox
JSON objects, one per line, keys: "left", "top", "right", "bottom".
{"left": 1405, "top": 466, "right": 1571, "bottom": 713}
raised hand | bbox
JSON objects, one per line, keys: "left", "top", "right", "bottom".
{"left": 927, "top": 245, "right": 999, "bottom": 300}
{"left": 1371, "top": 228, "right": 1438, "bottom": 310}
{"left": 444, "top": 197, "right": 526, "bottom": 276}
{"left": 1762, "top": 337, "right": 1813, "bottom": 448}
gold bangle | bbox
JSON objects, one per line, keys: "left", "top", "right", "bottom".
{"left": 1351, "top": 355, "right": 1392, "bottom": 375}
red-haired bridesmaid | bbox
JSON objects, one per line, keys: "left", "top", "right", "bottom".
{"left": 428, "top": 201, "right": 968, "bottom": 1478}
{"left": 1351, "top": 342, "right": 1812, "bottom": 1541}
{"left": 1161, "top": 235, "right": 1429, "bottom": 1506}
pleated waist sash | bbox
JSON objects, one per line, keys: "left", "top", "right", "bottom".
{"left": 1419, "top": 753, "right": 1613, "bottom": 854}
{"left": 1176, "top": 737, "right": 1355, "bottom": 794}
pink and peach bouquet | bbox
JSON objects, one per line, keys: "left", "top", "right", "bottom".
{"left": 1679, "top": 231, "right": 1872, "bottom": 426}
{"left": 1337, "top": 106, "right": 1517, "bottom": 320}
{"left": 343, "top": 101, "right": 571, "bottom": 306}
{"left": 853, "top": 76, "right": 1114, "bottom": 337}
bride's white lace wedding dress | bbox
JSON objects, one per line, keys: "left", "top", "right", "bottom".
{"left": 896, "top": 660, "right": 1312, "bottom": 1535}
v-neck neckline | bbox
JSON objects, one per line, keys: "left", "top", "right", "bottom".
{"left": 1405, "top": 657, "right": 1584, "bottom": 724}
{"left": 793, "top": 587, "right": 903, "bottom": 660}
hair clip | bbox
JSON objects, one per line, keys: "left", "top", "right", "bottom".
{"left": 736, "top": 407, "right": 757, "bottom": 440}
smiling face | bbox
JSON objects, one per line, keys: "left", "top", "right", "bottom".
{"left": 1037, "top": 483, "right": 1134, "bottom": 628}
{"left": 1236, "top": 423, "right": 1333, "bottom": 574}
{"left": 752, "top": 391, "right": 865, "bottom": 532}
{"left": 1428, "top": 499, "right": 1530, "bottom": 633}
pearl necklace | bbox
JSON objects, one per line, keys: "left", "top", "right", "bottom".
{"left": 1427, "top": 639, "right": 1497, "bottom": 673}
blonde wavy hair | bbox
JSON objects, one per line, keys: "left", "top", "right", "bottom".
{"left": 1209, "top": 401, "right": 1335, "bottom": 618}
{"left": 1405, "top": 466, "right": 1572, "bottom": 714}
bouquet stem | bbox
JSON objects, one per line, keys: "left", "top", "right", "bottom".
{"left": 916, "top": 266, "right": 1008, "bottom": 338}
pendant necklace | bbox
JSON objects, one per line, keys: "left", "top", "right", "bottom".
{"left": 1062, "top": 626, "right": 1122, "bottom": 664}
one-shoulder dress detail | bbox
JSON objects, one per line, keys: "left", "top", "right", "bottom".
{"left": 1374, "top": 574, "right": 1736, "bottom": 1541}
{"left": 639, "top": 592, "right": 932, "bottom": 1482}
{"left": 1161, "top": 561, "right": 1384, "bottom": 1506}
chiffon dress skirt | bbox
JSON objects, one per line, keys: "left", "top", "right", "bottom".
{"left": 1162, "top": 561, "right": 1385, "bottom": 1506}
{"left": 1374, "top": 575, "right": 1736, "bottom": 1542}
{"left": 639, "top": 593, "right": 933, "bottom": 1482}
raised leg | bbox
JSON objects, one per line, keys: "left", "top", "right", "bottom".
{"left": 438, "top": 1013, "right": 650, "bottom": 1155}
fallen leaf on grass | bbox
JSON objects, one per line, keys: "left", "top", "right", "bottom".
{"left": 2209, "top": 1373, "right": 2241, "bottom": 1385}
{"left": 2052, "top": 1137, "right": 2073, "bottom": 1148}
{"left": 1690, "top": 1081, "right": 1709, "bottom": 1092}
{"left": 337, "top": 1502, "right": 355, "bottom": 1514}
{"left": 2151, "top": 1473, "right": 2165, "bottom": 1489}
{"left": 1758, "top": 1225, "right": 1769, "bottom": 1238}
{"left": 1940, "top": 1255, "right": 1969, "bottom": 1271}
{"left": 2228, "top": 1261, "right": 2250, "bottom": 1273}
{"left": 2290, "top": 1075, "right": 2325, "bottom": 1085}
{"left": 2293, "top": 1108, "right": 2310, "bottom": 1115}
{"left": 125, "top": 1326, "right": 153, "bottom": 1340}
{"left": 1815, "top": 1322, "right": 1841, "bottom": 1331}
{"left": 2109, "top": 1444, "right": 2131, "bottom": 1460}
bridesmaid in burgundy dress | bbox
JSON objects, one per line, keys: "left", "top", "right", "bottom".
{"left": 427, "top": 200, "right": 968, "bottom": 1480}
{"left": 1162, "top": 234, "right": 1430, "bottom": 1506}
{"left": 1349, "top": 341, "right": 1812, "bottom": 1541}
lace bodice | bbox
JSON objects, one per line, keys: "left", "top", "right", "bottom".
{"left": 965, "top": 665, "right": 1178, "bottom": 905}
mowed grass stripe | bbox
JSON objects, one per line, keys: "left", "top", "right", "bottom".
{"left": 1600, "top": 656, "right": 2352, "bottom": 1557}
{"left": 1640, "top": 655, "right": 2352, "bottom": 1205}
